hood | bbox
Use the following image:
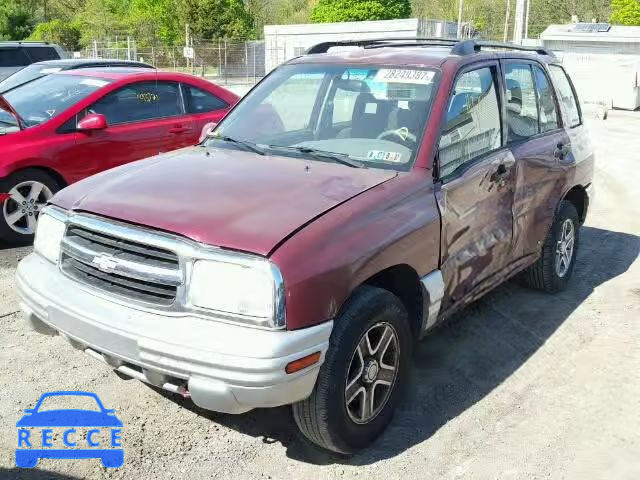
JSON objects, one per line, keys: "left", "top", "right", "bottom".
{"left": 0, "top": 93, "right": 24, "bottom": 130}
{"left": 52, "top": 147, "right": 397, "bottom": 256}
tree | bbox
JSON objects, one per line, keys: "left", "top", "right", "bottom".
{"left": 0, "top": 3, "right": 35, "bottom": 40}
{"left": 611, "top": 0, "right": 640, "bottom": 25}
{"left": 311, "top": 0, "right": 411, "bottom": 23}
{"left": 178, "top": 0, "right": 255, "bottom": 39}
{"left": 29, "top": 18, "right": 81, "bottom": 50}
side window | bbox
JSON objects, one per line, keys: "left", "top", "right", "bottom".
{"left": 183, "top": 85, "right": 228, "bottom": 114}
{"left": 504, "top": 63, "right": 539, "bottom": 142}
{"left": 332, "top": 87, "right": 359, "bottom": 125}
{"left": 25, "top": 47, "right": 60, "bottom": 62}
{"left": 549, "top": 65, "right": 581, "bottom": 128}
{"left": 438, "top": 67, "right": 502, "bottom": 179}
{"left": 533, "top": 65, "right": 559, "bottom": 133}
{"left": 89, "top": 81, "right": 182, "bottom": 125}
{"left": 0, "top": 48, "right": 30, "bottom": 67}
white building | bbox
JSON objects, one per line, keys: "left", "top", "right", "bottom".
{"left": 263, "top": 18, "right": 457, "bottom": 73}
{"left": 541, "top": 24, "right": 640, "bottom": 110}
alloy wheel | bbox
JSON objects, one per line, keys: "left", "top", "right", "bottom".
{"left": 2, "top": 181, "right": 53, "bottom": 235}
{"left": 555, "top": 218, "right": 575, "bottom": 278}
{"left": 345, "top": 322, "right": 400, "bottom": 424}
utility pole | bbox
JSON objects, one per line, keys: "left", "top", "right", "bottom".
{"left": 456, "top": 0, "right": 464, "bottom": 39}
{"left": 185, "top": 24, "right": 190, "bottom": 70}
{"left": 503, "top": 0, "right": 511, "bottom": 42}
{"left": 513, "top": 0, "right": 527, "bottom": 44}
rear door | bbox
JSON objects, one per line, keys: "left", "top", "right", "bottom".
{"left": 71, "top": 80, "right": 188, "bottom": 175}
{"left": 503, "top": 60, "right": 568, "bottom": 258}
{"left": 436, "top": 62, "right": 516, "bottom": 306}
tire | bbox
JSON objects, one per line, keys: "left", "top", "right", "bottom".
{"left": 518, "top": 200, "right": 580, "bottom": 293}
{"left": 292, "top": 286, "right": 412, "bottom": 454}
{"left": 0, "top": 169, "right": 61, "bottom": 244}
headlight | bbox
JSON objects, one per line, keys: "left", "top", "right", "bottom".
{"left": 33, "top": 209, "right": 66, "bottom": 264}
{"left": 188, "top": 258, "right": 284, "bottom": 328}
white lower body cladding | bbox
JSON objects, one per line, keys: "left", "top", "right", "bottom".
{"left": 17, "top": 253, "right": 332, "bottom": 414}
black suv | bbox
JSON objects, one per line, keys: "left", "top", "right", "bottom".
{"left": 0, "top": 42, "right": 66, "bottom": 81}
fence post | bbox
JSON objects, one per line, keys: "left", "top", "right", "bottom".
{"left": 224, "top": 40, "right": 228, "bottom": 85}
{"left": 218, "top": 41, "right": 222, "bottom": 79}
{"left": 127, "top": 36, "right": 131, "bottom": 61}
{"left": 245, "top": 41, "right": 249, "bottom": 84}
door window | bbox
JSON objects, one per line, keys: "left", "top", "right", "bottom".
{"left": 89, "top": 81, "right": 182, "bottom": 125}
{"left": 549, "top": 65, "right": 581, "bottom": 127}
{"left": 25, "top": 47, "right": 60, "bottom": 62}
{"left": 0, "top": 48, "right": 30, "bottom": 67}
{"left": 533, "top": 65, "right": 559, "bottom": 133}
{"left": 504, "top": 63, "right": 539, "bottom": 142}
{"left": 183, "top": 85, "right": 228, "bottom": 113}
{"left": 438, "top": 67, "right": 502, "bottom": 179}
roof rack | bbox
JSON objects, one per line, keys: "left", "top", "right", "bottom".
{"left": 0, "top": 41, "right": 50, "bottom": 45}
{"left": 305, "top": 38, "right": 553, "bottom": 57}
{"left": 452, "top": 39, "right": 553, "bottom": 56}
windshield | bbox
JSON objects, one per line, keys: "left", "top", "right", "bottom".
{"left": 207, "top": 64, "right": 438, "bottom": 170}
{"left": 36, "top": 394, "right": 101, "bottom": 412}
{"left": 0, "top": 73, "right": 111, "bottom": 133}
{"left": 0, "top": 64, "right": 61, "bottom": 93}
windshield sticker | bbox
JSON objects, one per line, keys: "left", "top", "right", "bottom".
{"left": 80, "top": 78, "right": 109, "bottom": 88}
{"left": 341, "top": 69, "right": 370, "bottom": 81}
{"left": 367, "top": 150, "right": 403, "bottom": 163}
{"left": 373, "top": 69, "right": 435, "bottom": 85}
{"left": 46, "top": 110, "right": 56, "bottom": 117}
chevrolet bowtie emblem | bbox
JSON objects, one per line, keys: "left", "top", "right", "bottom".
{"left": 91, "top": 254, "right": 119, "bottom": 272}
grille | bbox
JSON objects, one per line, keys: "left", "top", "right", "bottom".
{"left": 60, "top": 224, "right": 182, "bottom": 305}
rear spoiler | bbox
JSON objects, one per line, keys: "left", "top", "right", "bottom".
{"left": 0, "top": 93, "right": 25, "bottom": 130}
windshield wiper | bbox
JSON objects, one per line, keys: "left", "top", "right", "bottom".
{"left": 269, "top": 145, "right": 365, "bottom": 168}
{"left": 209, "top": 135, "right": 265, "bottom": 156}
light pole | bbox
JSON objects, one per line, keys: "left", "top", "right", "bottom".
{"left": 457, "top": 0, "right": 464, "bottom": 39}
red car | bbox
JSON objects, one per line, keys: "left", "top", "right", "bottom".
{"left": 0, "top": 68, "right": 238, "bottom": 242}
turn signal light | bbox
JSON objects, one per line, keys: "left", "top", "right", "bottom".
{"left": 285, "top": 352, "right": 321, "bottom": 374}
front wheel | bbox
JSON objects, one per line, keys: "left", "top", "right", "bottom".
{"left": 518, "top": 200, "right": 580, "bottom": 293}
{"left": 0, "top": 169, "right": 60, "bottom": 244}
{"left": 292, "top": 286, "right": 412, "bottom": 454}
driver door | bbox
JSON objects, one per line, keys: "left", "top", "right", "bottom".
{"left": 436, "top": 63, "right": 516, "bottom": 307}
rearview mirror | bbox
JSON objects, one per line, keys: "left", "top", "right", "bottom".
{"left": 77, "top": 113, "right": 108, "bottom": 132}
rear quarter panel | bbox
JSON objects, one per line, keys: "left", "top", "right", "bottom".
{"left": 271, "top": 170, "right": 441, "bottom": 330}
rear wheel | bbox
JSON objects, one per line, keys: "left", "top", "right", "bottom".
{"left": 518, "top": 200, "right": 580, "bottom": 293}
{"left": 292, "top": 286, "right": 412, "bottom": 454}
{"left": 0, "top": 169, "right": 60, "bottom": 243}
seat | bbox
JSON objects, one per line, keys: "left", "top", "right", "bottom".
{"left": 337, "top": 93, "right": 391, "bottom": 139}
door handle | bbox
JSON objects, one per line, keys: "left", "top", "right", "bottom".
{"left": 169, "top": 126, "right": 189, "bottom": 134}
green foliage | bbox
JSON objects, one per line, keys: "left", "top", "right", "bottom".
{"left": 611, "top": 0, "right": 640, "bottom": 25}
{"left": 311, "top": 0, "right": 411, "bottom": 23}
{"left": 178, "top": 0, "right": 255, "bottom": 39}
{"left": 0, "top": 3, "right": 35, "bottom": 40}
{"left": 28, "top": 19, "right": 81, "bottom": 50}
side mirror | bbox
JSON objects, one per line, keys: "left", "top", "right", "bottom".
{"left": 77, "top": 113, "right": 108, "bottom": 132}
{"left": 199, "top": 122, "right": 217, "bottom": 142}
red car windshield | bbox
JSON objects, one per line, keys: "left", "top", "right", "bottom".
{"left": 0, "top": 73, "right": 112, "bottom": 132}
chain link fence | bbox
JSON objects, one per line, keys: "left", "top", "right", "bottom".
{"left": 82, "top": 38, "right": 270, "bottom": 90}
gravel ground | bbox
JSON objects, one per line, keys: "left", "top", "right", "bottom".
{"left": 0, "top": 112, "right": 639, "bottom": 480}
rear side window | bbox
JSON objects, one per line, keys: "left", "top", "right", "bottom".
{"left": 549, "top": 65, "right": 581, "bottom": 128}
{"left": 504, "top": 63, "right": 539, "bottom": 142}
{"left": 0, "top": 48, "right": 30, "bottom": 67}
{"left": 183, "top": 85, "right": 227, "bottom": 113}
{"left": 533, "top": 65, "right": 559, "bottom": 133}
{"left": 25, "top": 47, "right": 61, "bottom": 62}
{"left": 90, "top": 81, "right": 183, "bottom": 125}
{"left": 438, "top": 67, "right": 502, "bottom": 179}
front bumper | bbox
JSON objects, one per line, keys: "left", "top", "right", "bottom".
{"left": 17, "top": 253, "right": 332, "bottom": 414}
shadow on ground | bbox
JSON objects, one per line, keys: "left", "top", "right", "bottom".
{"left": 154, "top": 226, "right": 639, "bottom": 465}
{"left": 0, "top": 467, "right": 82, "bottom": 480}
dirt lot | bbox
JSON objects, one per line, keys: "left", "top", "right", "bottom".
{"left": 0, "top": 111, "right": 638, "bottom": 480}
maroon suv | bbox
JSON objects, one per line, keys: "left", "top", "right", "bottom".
{"left": 17, "top": 39, "right": 594, "bottom": 454}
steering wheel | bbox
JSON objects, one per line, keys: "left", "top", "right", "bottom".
{"left": 376, "top": 127, "right": 417, "bottom": 144}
